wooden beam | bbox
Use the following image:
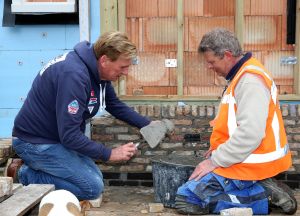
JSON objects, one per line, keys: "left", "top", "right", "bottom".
{"left": 100, "top": 0, "right": 118, "bottom": 33}
{"left": 79, "top": 0, "right": 90, "bottom": 42}
{"left": 118, "top": 0, "right": 127, "bottom": 96}
{"left": 295, "top": 0, "right": 300, "bottom": 94}
{"left": 235, "top": 0, "right": 244, "bottom": 48}
{"left": 177, "top": 0, "right": 184, "bottom": 96}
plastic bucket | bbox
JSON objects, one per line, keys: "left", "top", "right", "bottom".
{"left": 151, "top": 154, "right": 203, "bottom": 208}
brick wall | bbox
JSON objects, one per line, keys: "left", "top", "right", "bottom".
{"left": 92, "top": 103, "right": 300, "bottom": 189}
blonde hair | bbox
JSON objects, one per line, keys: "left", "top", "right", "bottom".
{"left": 93, "top": 31, "right": 137, "bottom": 61}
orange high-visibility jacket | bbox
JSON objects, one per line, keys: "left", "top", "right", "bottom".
{"left": 210, "top": 57, "right": 291, "bottom": 180}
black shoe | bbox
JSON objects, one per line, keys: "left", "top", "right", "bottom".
{"left": 175, "top": 195, "right": 209, "bottom": 215}
{"left": 260, "top": 178, "right": 297, "bottom": 215}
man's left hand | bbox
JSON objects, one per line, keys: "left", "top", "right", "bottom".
{"left": 189, "top": 158, "right": 218, "bottom": 181}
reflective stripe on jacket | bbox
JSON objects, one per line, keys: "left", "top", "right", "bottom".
{"left": 210, "top": 57, "right": 291, "bottom": 180}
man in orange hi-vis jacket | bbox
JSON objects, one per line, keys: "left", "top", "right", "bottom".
{"left": 175, "top": 28, "right": 297, "bottom": 215}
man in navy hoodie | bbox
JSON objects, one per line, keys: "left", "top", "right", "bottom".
{"left": 8, "top": 31, "right": 151, "bottom": 200}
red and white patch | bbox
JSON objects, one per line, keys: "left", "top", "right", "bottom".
{"left": 68, "top": 100, "right": 79, "bottom": 114}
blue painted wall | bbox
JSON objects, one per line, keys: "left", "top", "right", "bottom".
{"left": 0, "top": 1, "right": 100, "bottom": 137}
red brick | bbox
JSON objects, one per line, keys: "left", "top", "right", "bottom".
{"left": 203, "top": 0, "right": 234, "bottom": 17}
{"left": 126, "top": 0, "right": 158, "bottom": 17}
{"left": 187, "top": 17, "right": 234, "bottom": 51}
{"left": 244, "top": 16, "right": 281, "bottom": 51}
{"left": 143, "top": 18, "right": 177, "bottom": 51}
{"left": 264, "top": 51, "right": 294, "bottom": 85}
{"left": 250, "top": 0, "right": 284, "bottom": 15}
{"left": 184, "top": 0, "right": 204, "bottom": 17}
{"left": 158, "top": 0, "right": 176, "bottom": 17}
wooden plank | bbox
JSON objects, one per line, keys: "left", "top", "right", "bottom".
{"left": 295, "top": 0, "right": 300, "bottom": 94}
{"left": 177, "top": 0, "right": 184, "bottom": 96}
{"left": 0, "top": 184, "right": 54, "bottom": 216}
{"left": 118, "top": 0, "right": 126, "bottom": 96}
{"left": 235, "top": 0, "right": 244, "bottom": 48}
{"left": 79, "top": 0, "right": 90, "bottom": 42}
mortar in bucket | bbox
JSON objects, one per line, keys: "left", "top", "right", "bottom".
{"left": 151, "top": 154, "right": 204, "bottom": 208}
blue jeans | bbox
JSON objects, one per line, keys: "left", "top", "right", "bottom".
{"left": 177, "top": 172, "right": 269, "bottom": 214}
{"left": 12, "top": 138, "right": 104, "bottom": 200}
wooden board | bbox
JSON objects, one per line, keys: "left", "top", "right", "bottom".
{"left": 0, "top": 184, "right": 54, "bottom": 216}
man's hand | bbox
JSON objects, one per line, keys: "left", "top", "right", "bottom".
{"left": 108, "top": 142, "right": 137, "bottom": 162}
{"left": 189, "top": 158, "right": 218, "bottom": 181}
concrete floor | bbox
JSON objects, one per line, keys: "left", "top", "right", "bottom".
{"left": 85, "top": 186, "right": 300, "bottom": 216}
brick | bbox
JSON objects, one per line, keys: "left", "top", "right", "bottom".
{"left": 298, "top": 105, "right": 300, "bottom": 116}
{"left": 105, "top": 127, "right": 128, "bottom": 134}
{"left": 244, "top": 16, "right": 281, "bottom": 51}
{"left": 143, "top": 18, "right": 177, "bottom": 51}
{"left": 289, "top": 105, "right": 297, "bottom": 117}
{"left": 117, "top": 134, "right": 140, "bottom": 141}
{"left": 92, "top": 117, "right": 114, "bottom": 125}
{"left": 126, "top": 0, "right": 158, "bottom": 17}
{"left": 183, "top": 105, "right": 191, "bottom": 115}
{"left": 264, "top": 51, "right": 294, "bottom": 85}
{"left": 286, "top": 127, "right": 300, "bottom": 134}
{"left": 199, "top": 106, "right": 206, "bottom": 117}
{"left": 127, "top": 53, "right": 171, "bottom": 88}
{"left": 191, "top": 105, "right": 198, "bottom": 116}
{"left": 174, "top": 119, "right": 192, "bottom": 125}
{"left": 160, "top": 142, "right": 183, "bottom": 149}
{"left": 92, "top": 134, "right": 114, "bottom": 142}
{"left": 250, "top": 0, "right": 284, "bottom": 15}
{"left": 120, "top": 164, "right": 145, "bottom": 172}
{"left": 115, "top": 119, "right": 127, "bottom": 125}
{"left": 147, "top": 105, "right": 154, "bottom": 117}
{"left": 149, "top": 203, "right": 164, "bottom": 213}
{"left": 284, "top": 119, "right": 296, "bottom": 126}
{"left": 169, "top": 105, "right": 176, "bottom": 117}
{"left": 169, "top": 135, "right": 184, "bottom": 142}
{"left": 158, "top": 0, "right": 176, "bottom": 17}
{"left": 171, "top": 150, "right": 195, "bottom": 156}
{"left": 281, "top": 104, "right": 289, "bottom": 116}
{"left": 126, "top": 18, "right": 141, "bottom": 50}
{"left": 203, "top": 0, "right": 234, "bottom": 17}
{"left": 293, "top": 136, "right": 300, "bottom": 142}
{"left": 161, "top": 105, "right": 169, "bottom": 118}
{"left": 187, "top": 17, "right": 234, "bottom": 51}
{"left": 184, "top": 0, "right": 204, "bottom": 17}
{"left": 194, "top": 119, "right": 210, "bottom": 127}
{"left": 131, "top": 157, "right": 150, "bottom": 164}
{"left": 140, "top": 105, "right": 147, "bottom": 116}
{"left": 154, "top": 105, "right": 161, "bottom": 117}
{"left": 144, "top": 151, "right": 167, "bottom": 156}
{"left": 176, "top": 106, "right": 183, "bottom": 115}
{"left": 206, "top": 105, "right": 214, "bottom": 117}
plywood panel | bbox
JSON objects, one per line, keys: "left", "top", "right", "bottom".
{"left": 126, "top": 0, "right": 158, "bottom": 17}
{"left": 250, "top": 0, "right": 284, "bottom": 15}
{"left": 184, "top": 0, "right": 204, "bottom": 17}
{"left": 203, "top": 0, "right": 235, "bottom": 17}
{"left": 158, "top": 0, "right": 176, "bottom": 17}
{"left": 187, "top": 17, "right": 235, "bottom": 51}
{"left": 143, "top": 86, "right": 177, "bottom": 95}
{"left": 143, "top": 18, "right": 177, "bottom": 51}
{"left": 264, "top": 51, "right": 294, "bottom": 85}
{"left": 244, "top": 16, "right": 281, "bottom": 51}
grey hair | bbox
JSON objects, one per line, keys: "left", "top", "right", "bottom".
{"left": 198, "top": 28, "right": 243, "bottom": 58}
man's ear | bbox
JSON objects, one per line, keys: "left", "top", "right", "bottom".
{"left": 224, "top": 50, "right": 233, "bottom": 59}
{"left": 99, "top": 55, "right": 108, "bottom": 68}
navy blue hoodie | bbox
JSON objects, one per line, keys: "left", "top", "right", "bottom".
{"left": 13, "top": 41, "right": 150, "bottom": 161}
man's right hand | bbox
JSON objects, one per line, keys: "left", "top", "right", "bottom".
{"left": 108, "top": 142, "right": 137, "bottom": 162}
